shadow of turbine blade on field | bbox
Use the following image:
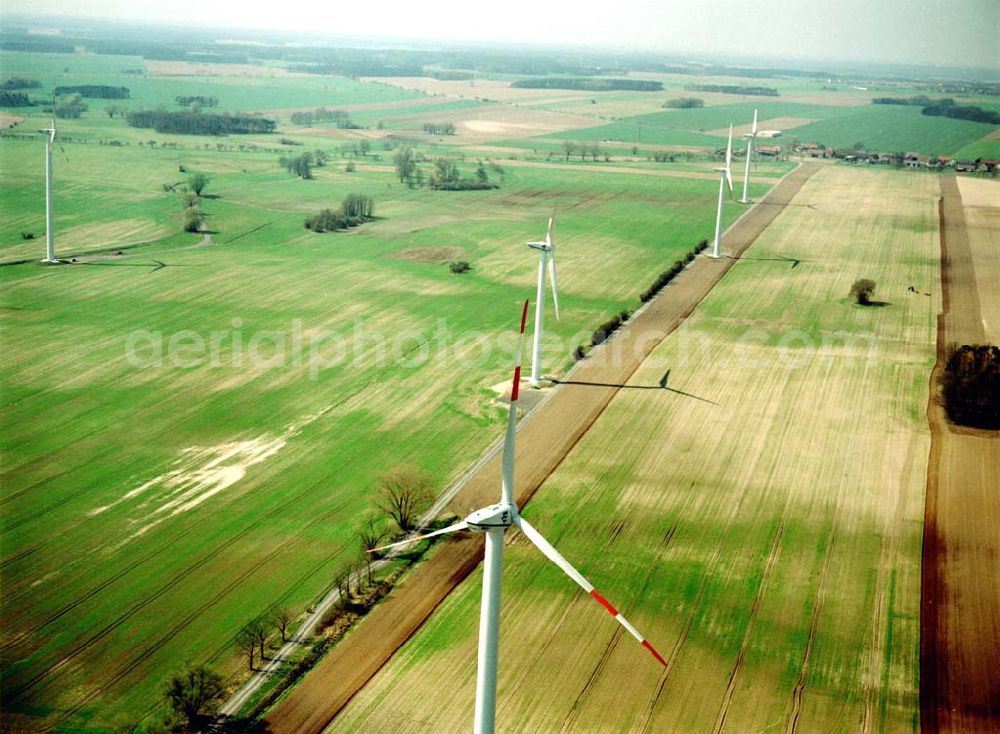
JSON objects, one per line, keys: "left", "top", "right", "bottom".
{"left": 552, "top": 378, "right": 719, "bottom": 405}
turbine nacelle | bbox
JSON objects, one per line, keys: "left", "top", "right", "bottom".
{"left": 526, "top": 241, "right": 552, "bottom": 252}
{"left": 466, "top": 503, "right": 517, "bottom": 530}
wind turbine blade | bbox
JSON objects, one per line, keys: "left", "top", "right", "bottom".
{"left": 546, "top": 216, "right": 554, "bottom": 246}
{"left": 725, "top": 125, "right": 733, "bottom": 170}
{"left": 367, "top": 521, "right": 469, "bottom": 554}
{"left": 502, "top": 299, "right": 530, "bottom": 504}
{"left": 751, "top": 109, "right": 758, "bottom": 136}
{"left": 515, "top": 516, "right": 667, "bottom": 666}
{"left": 726, "top": 166, "right": 734, "bottom": 194}
{"left": 548, "top": 253, "right": 559, "bottom": 321}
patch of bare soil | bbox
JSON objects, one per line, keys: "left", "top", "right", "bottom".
{"left": 391, "top": 246, "right": 464, "bottom": 264}
{"left": 265, "top": 162, "right": 822, "bottom": 734}
{"left": 920, "top": 174, "right": 1000, "bottom": 734}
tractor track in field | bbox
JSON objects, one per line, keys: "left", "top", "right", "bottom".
{"left": 713, "top": 520, "right": 786, "bottom": 734}
{"left": 560, "top": 626, "right": 626, "bottom": 732}
{"left": 785, "top": 518, "right": 838, "bottom": 734}
{"left": 4, "top": 486, "right": 352, "bottom": 706}
{"left": 255, "top": 163, "right": 822, "bottom": 733}
{"left": 48, "top": 534, "right": 352, "bottom": 731}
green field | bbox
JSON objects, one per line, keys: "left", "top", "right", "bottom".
{"left": 539, "top": 98, "right": 999, "bottom": 157}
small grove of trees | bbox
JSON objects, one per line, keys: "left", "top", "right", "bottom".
{"left": 289, "top": 108, "right": 360, "bottom": 129}
{"left": 0, "top": 90, "right": 33, "bottom": 107}
{"left": 180, "top": 174, "right": 208, "bottom": 233}
{"left": 279, "top": 153, "right": 314, "bottom": 179}
{"left": 377, "top": 465, "right": 432, "bottom": 532}
{"left": 53, "top": 94, "right": 87, "bottom": 119}
{"left": 393, "top": 146, "right": 497, "bottom": 190}
{"left": 849, "top": 278, "right": 877, "bottom": 305}
{"left": 942, "top": 344, "right": 1000, "bottom": 429}
{"left": 176, "top": 95, "right": 218, "bottom": 108}
{"left": 103, "top": 103, "right": 129, "bottom": 118}
{"left": 304, "top": 193, "right": 375, "bottom": 232}
{"left": 2, "top": 77, "right": 42, "bottom": 90}
{"left": 162, "top": 663, "right": 225, "bottom": 731}
{"left": 422, "top": 122, "right": 456, "bottom": 135}
{"left": 663, "top": 97, "right": 704, "bottom": 108}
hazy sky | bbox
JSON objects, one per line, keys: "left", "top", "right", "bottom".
{"left": 7, "top": 0, "right": 999, "bottom": 69}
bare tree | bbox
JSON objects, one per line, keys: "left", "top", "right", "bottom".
{"left": 377, "top": 465, "right": 432, "bottom": 532}
{"left": 235, "top": 625, "right": 257, "bottom": 671}
{"left": 272, "top": 607, "right": 294, "bottom": 643}
{"left": 359, "top": 518, "right": 387, "bottom": 585}
{"left": 562, "top": 140, "right": 576, "bottom": 161}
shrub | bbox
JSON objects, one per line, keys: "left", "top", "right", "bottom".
{"left": 942, "top": 344, "right": 1000, "bottom": 429}
{"left": 449, "top": 260, "right": 471, "bottom": 274}
{"left": 183, "top": 207, "right": 203, "bottom": 233}
{"left": 849, "top": 278, "right": 876, "bottom": 305}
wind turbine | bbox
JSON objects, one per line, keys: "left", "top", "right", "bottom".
{"left": 526, "top": 217, "right": 559, "bottom": 386}
{"left": 39, "top": 103, "right": 59, "bottom": 264}
{"left": 711, "top": 125, "right": 734, "bottom": 259}
{"left": 370, "top": 299, "right": 666, "bottom": 734}
{"left": 740, "top": 109, "right": 758, "bottom": 204}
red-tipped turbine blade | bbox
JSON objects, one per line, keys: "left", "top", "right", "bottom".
{"left": 510, "top": 299, "right": 529, "bottom": 402}
{"left": 367, "top": 521, "right": 469, "bottom": 554}
{"left": 515, "top": 516, "right": 666, "bottom": 666}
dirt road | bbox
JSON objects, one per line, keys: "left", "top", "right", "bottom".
{"left": 266, "top": 162, "right": 821, "bottom": 734}
{"left": 920, "top": 175, "right": 1000, "bottom": 733}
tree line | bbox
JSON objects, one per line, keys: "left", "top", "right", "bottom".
{"left": 126, "top": 110, "right": 276, "bottom": 135}
{"left": 684, "top": 84, "right": 779, "bottom": 96}
{"left": 54, "top": 84, "right": 130, "bottom": 99}
{"left": 512, "top": 78, "right": 662, "bottom": 92}
{"left": 393, "top": 145, "right": 501, "bottom": 190}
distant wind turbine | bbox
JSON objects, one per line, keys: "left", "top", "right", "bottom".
{"left": 526, "top": 216, "right": 560, "bottom": 385}
{"left": 740, "top": 109, "right": 758, "bottom": 204}
{"left": 39, "top": 100, "right": 59, "bottom": 263}
{"left": 712, "top": 125, "right": 734, "bottom": 259}
{"left": 370, "top": 299, "right": 666, "bottom": 734}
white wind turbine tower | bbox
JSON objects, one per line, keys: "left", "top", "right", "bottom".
{"left": 711, "top": 125, "right": 734, "bottom": 259}
{"left": 526, "top": 217, "right": 559, "bottom": 385}
{"left": 39, "top": 105, "right": 59, "bottom": 264}
{"left": 740, "top": 109, "right": 758, "bottom": 205}
{"left": 370, "top": 299, "right": 666, "bottom": 734}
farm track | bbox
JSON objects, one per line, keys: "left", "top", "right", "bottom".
{"left": 265, "top": 163, "right": 821, "bottom": 734}
{"left": 920, "top": 175, "right": 1000, "bottom": 734}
